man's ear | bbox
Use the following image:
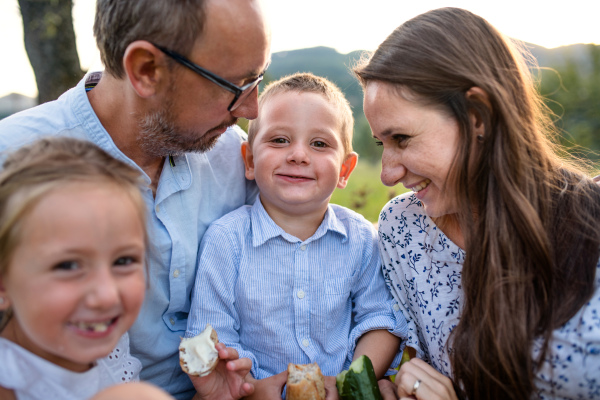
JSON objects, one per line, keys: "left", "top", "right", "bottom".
{"left": 241, "top": 142, "right": 256, "bottom": 181}
{"left": 337, "top": 152, "right": 358, "bottom": 189}
{"left": 123, "top": 40, "right": 168, "bottom": 98}
{"left": 465, "top": 86, "right": 491, "bottom": 137}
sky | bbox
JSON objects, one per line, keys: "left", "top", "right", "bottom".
{"left": 1, "top": 0, "right": 599, "bottom": 99}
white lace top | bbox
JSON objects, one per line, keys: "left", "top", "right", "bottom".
{"left": 0, "top": 333, "right": 142, "bottom": 400}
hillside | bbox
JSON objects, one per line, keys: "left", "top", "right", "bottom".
{"left": 266, "top": 43, "right": 600, "bottom": 116}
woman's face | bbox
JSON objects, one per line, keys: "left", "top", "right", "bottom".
{"left": 363, "top": 81, "right": 461, "bottom": 218}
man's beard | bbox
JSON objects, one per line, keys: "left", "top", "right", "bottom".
{"left": 137, "top": 99, "right": 237, "bottom": 158}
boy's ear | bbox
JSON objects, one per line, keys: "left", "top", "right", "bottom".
{"left": 337, "top": 152, "right": 358, "bottom": 189}
{"left": 123, "top": 40, "right": 167, "bottom": 99}
{"left": 241, "top": 142, "right": 256, "bottom": 181}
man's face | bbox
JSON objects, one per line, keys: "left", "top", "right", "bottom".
{"left": 138, "top": 0, "right": 271, "bottom": 157}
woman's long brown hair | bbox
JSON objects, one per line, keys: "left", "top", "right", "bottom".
{"left": 355, "top": 7, "right": 600, "bottom": 399}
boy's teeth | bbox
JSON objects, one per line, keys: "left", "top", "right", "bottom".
{"left": 412, "top": 179, "right": 431, "bottom": 192}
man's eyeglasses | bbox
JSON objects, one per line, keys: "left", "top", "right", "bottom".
{"left": 153, "top": 43, "right": 265, "bottom": 112}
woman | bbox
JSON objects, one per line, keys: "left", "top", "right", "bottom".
{"left": 355, "top": 7, "right": 600, "bottom": 400}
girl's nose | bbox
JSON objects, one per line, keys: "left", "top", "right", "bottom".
{"left": 86, "top": 267, "right": 120, "bottom": 309}
{"left": 380, "top": 149, "right": 406, "bottom": 187}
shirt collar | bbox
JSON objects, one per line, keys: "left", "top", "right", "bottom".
{"left": 250, "top": 196, "right": 348, "bottom": 247}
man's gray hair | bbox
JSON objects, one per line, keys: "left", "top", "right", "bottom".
{"left": 93, "top": 0, "right": 206, "bottom": 78}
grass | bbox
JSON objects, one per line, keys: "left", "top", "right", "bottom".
{"left": 330, "top": 161, "right": 409, "bottom": 223}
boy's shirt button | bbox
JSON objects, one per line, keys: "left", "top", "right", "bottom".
{"left": 302, "top": 339, "right": 310, "bottom": 347}
{"left": 300, "top": 245, "right": 307, "bottom": 251}
{"left": 297, "top": 290, "right": 305, "bottom": 299}
{"left": 173, "top": 269, "right": 180, "bottom": 278}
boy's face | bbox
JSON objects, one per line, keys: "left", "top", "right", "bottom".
{"left": 242, "top": 91, "right": 357, "bottom": 217}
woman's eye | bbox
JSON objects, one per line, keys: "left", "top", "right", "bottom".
{"left": 312, "top": 141, "right": 327, "bottom": 148}
{"left": 393, "top": 134, "right": 410, "bottom": 145}
{"left": 54, "top": 261, "right": 79, "bottom": 271}
{"left": 114, "top": 256, "right": 135, "bottom": 266}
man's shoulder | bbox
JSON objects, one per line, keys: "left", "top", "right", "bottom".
{"left": 0, "top": 85, "right": 84, "bottom": 153}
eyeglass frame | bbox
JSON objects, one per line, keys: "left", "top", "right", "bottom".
{"left": 152, "top": 43, "right": 266, "bottom": 111}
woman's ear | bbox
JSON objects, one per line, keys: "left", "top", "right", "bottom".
{"left": 465, "top": 86, "right": 491, "bottom": 137}
{"left": 337, "top": 152, "right": 358, "bottom": 189}
{"left": 123, "top": 40, "right": 168, "bottom": 99}
{"left": 241, "top": 142, "right": 256, "bottom": 181}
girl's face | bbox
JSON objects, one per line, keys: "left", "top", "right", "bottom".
{"left": 0, "top": 182, "right": 146, "bottom": 371}
{"left": 363, "top": 81, "right": 461, "bottom": 218}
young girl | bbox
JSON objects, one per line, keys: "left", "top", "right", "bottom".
{"left": 0, "top": 137, "right": 150, "bottom": 399}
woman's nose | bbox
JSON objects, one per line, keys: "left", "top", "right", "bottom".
{"left": 380, "top": 149, "right": 406, "bottom": 187}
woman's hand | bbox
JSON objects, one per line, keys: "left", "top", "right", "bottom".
{"left": 394, "top": 358, "right": 458, "bottom": 400}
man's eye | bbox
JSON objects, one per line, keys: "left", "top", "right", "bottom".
{"left": 54, "top": 261, "right": 79, "bottom": 271}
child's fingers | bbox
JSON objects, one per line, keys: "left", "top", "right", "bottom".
{"left": 216, "top": 343, "right": 239, "bottom": 360}
{"left": 226, "top": 357, "right": 253, "bottom": 372}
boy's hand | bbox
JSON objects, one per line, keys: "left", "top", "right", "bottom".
{"left": 189, "top": 343, "right": 254, "bottom": 400}
{"left": 324, "top": 376, "right": 339, "bottom": 400}
{"left": 242, "top": 370, "right": 288, "bottom": 400}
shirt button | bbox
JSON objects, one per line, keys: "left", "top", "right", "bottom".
{"left": 300, "top": 245, "right": 307, "bottom": 251}
{"left": 155, "top": 205, "right": 160, "bottom": 213}
{"left": 393, "top": 303, "right": 400, "bottom": 311}
{"left": 169, "top": 318, "right": 175, "bottom": 325}
{"left": 302, "top": 339, "right": 309, "bottom": 347}
{"left": 173, "top": 269, "right": 180, "bottom": 278}
{"left": 297, "top": 290, "right": 305, "bottom": 299}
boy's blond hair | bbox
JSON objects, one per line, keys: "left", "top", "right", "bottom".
{"left": 248, "top": 73, "right": 354, "bottom": 156}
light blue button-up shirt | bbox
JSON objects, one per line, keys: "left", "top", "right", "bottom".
{"left": 0, "top": 76, "right": 258, "bottom": 399}
{"left": 186, "top": 198, "right": 407, "bottom": 382}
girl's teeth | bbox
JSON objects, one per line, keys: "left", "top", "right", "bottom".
{"left": 76, "top": 321, "right": 111, "bottom": 332}
{"left": 412, "top": 179, "right": 431, "bottom": 192}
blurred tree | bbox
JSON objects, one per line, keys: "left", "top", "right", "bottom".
{"left": 540, "top": 44, "right": 600, "bottom": 165}
{"left": 19, "top": 0, "right": 84, "bottom": 104}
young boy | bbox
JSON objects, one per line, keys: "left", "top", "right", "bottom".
{"left": 186, "top": 73, "right": 407, "bottom": 397}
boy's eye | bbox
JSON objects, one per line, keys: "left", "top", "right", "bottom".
{"left": 271, "top": 138, "right": 288, "bottom": 144}
{"left": 312, "top": 141, "right": 327, "bottom": 148}
{"left": 374, "top": 140, "right": 383, "bottom": 146}
{"left": 53, "top": 261, "right": 79, "bottom": 271}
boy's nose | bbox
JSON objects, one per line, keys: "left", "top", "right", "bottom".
{"left": 286, "top": 145, "right": 310, "bottom": 165}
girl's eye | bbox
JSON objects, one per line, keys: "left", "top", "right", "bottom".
{"left": 54, "top": 261, "right": 79, "bottom": 271}
{"left": 312, "top": 141, "right": 327, "bottom": 148}
{"left": 114, "top": 256, "right": 135, "bottom": 266}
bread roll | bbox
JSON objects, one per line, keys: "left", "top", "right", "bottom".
{"left": 286, "top": 362, "right": 326, "bottom": 400}
{"left": 179, "top": 324, "right": 219, "bottom": 377}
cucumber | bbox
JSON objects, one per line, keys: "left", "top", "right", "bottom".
{"left": 336, "top": 355, "right": 383, "bottom": 400}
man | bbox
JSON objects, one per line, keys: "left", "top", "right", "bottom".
{"left": 0, "top": 0, "right": 271, "bottom": 399}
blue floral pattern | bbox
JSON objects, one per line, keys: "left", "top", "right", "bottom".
{"left": 379, "top": 192, "right": 600, "bottom": 398}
